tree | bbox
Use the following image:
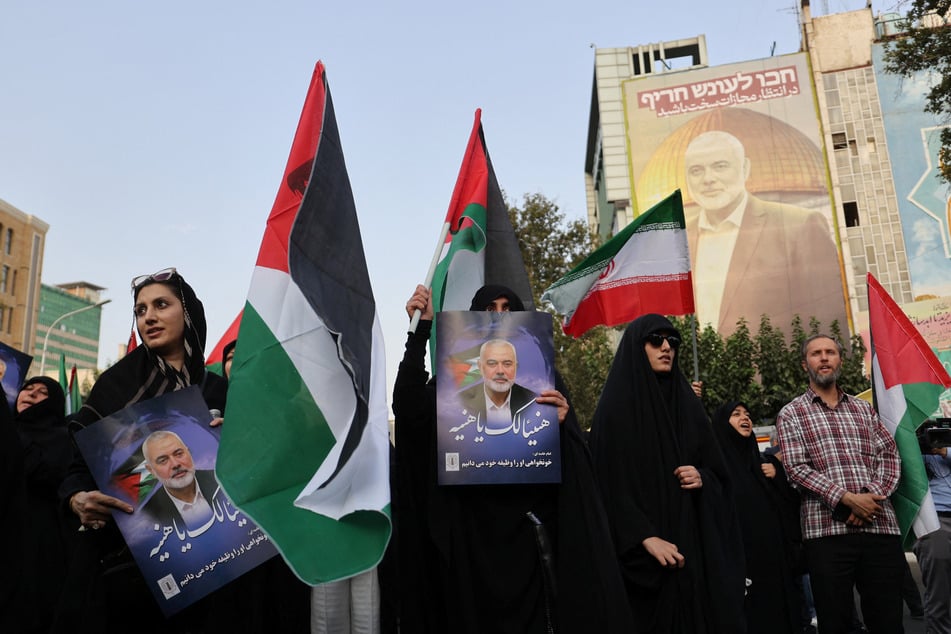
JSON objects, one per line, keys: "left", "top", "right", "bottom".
{"left": 883, "top": 1, "right": 951, "bottom": 181}
{"left": 672, "top": 313, "right": 871, "bottom": 422}
{"left": 507, "top": 193, "right": 615, "bottom": 429}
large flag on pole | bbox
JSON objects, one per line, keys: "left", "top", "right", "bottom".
{"left": 867, "top": 272, "right": 950, "bottom": 546}
{"left": 216, "top": 61, "right": 391, "bottom": 584}
{"left": 541, "top": 190, "right": 694, "bottom": 337}
{"left": 429, "top": 109, "right": 533, "bottom": 314}
{"left": 205, "top": 310, "right": 243, "bottom": 375}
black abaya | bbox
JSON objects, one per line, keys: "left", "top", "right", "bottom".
{"left": 589, "top": 314, "right": 746, "bottom": 634}
{"left": 712, "top": 400, "right": 803, "bottom": 634}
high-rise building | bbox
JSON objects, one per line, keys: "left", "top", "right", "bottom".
{"left": 585, "top": 2, "right": 951, "bottom": 349}
{"left": 34, "top": 282, "right": 107, "bottom": 379}
{"left": 0, "top": 198, "right": 48, "bottom": 355}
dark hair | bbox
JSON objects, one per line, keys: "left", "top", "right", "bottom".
{"left": 800, "top": 334, "right": 844, "bottom": 363}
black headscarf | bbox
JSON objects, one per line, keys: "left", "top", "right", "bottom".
{"left": 467, "top": 284, "right": 526, "bottom": 312}
{"left": 16, "top": 376, "right": 66, "bottom": 424}
{"left": 711, "top": 401, "right": 804, "bottom": 633}
{"left": 590, "top": 314, "right": 746, "bottom": 633}
{"left": 75, "top": 271, "right": 221, "bottom": 425}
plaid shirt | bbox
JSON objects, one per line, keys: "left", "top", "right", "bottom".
{"left": 776, "top": 387, "right": 901, "bottom": 540}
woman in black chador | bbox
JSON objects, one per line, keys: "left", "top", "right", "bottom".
{"left": 389, "top": 284, "right": 633, "bottom": 633}
{"left": 589, "top": 314, "right": 746, "bottom": 633}
{"left": 16, "top": 376, "right": 70, "bottom": 634}
{"left": 712, "top": 400, "right": 803, "bottom": 634}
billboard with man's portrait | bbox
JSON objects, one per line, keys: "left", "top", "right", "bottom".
{"left": 622, "top": 52, "right": 849, "bottom": 338}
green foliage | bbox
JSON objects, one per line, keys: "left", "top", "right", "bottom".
{"left": 506, "top": 193, "right": 614, "bottom": 429}
{"left": 673, "top": 313, "right": 871, "bottom": 423}
{"left": 882, "top": 2, "right": 951, "bottom": 181}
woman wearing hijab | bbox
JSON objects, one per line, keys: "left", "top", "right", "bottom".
{"left": 56, "top": 268, "right": 229, "bottom": 633}
{"left": 16, "top": 376, "right": 70, "bottom": 633}
{"left": 712, "top": 401, "right": 802, "bottom": 634}
{"left": 589, "top": 314, "right": 746, "bottom": 633}
{"left": 390, "top": 283, "right": 632, "bottom": 633}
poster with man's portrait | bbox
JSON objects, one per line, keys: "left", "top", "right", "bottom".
{"left": 74, "top": 387, "right": 277, "bottom": 616}
{"left": 0, "top": 341, "right": 32, "bottom": 410}
{"left": 623, "top": 52, "right": 849, "bottom": 338}
{"left": 435, "top": 311, "right": 560, "bottom": 486}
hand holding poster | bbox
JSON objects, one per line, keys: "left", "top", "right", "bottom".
{"left": 73, "top": 387, "right": 276, "bottom": 616}
{"left": 436, "top": 311, "right": 560, "bottom": 485}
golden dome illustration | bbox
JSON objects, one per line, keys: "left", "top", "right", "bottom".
{"left": 635, "top": 107, "right": 827, "bottom": 209}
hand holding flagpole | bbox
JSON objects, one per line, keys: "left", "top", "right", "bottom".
{"left": 409, "top": 221, "right": 450, "bottom": 333}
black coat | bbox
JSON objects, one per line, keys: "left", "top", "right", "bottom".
{"left": 589, "top": 314, "right": 747, "bottom": 634}
{"left": 390, "top": 319, "right": 633, "bottom": 633}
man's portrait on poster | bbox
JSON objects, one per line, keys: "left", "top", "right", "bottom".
{"left": 436, "top": 311, "right": 561, "bottom": 485}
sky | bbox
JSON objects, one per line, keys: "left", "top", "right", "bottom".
{"left": 0, "top": 0, "right": 901, "bottom": 409}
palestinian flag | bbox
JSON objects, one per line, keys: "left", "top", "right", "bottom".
{"left": 205, "top": 310, "right": 243, "bottom": 375}
{"left": 868, "top": 272, "right": 950, "bottom": 546}
{"left": 126, "top": 328, "right": 138, "bottom": 356}
{"left": 429, "top": 109, "right": 533, "bottom": 314}
{"left": 110, "top": 448, "right": 156, "bottom": 505}
{"left": 68, "top": 364, "right": 81, "bottom": 415}
{"left": 216, "top": 62, "right": 390, "bottom": 584}
{"left": 541, "top": 190, "right": 694, "bottom": 337}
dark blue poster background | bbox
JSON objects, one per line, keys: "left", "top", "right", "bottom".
{"left": 75, "top": 387, "right": 276, "bottom": 616}
{"left": 436, "top": 311, "right": 561, "bottom": 485}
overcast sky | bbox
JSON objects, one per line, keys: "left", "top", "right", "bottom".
{"left": 0, "top": 0, "right": 900, "bottom": 408}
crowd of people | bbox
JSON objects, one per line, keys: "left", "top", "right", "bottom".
{"left": 2, "top": 270, "right": 948, "bottom": 633}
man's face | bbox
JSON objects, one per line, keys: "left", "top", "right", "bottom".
{"left": 479, "top": 342, "right": 517, "bottom": 395}
{"left": 644, "top": 332, "right": 677, "bottom": 373}
{"left": 802, "top": 337, "right": 842, "bottom": 389}
{"left": 145, "top": 435, "right": 196, "bottom": 491}
{"left": 685, "top": 135, "right": 750, "bottom": 218}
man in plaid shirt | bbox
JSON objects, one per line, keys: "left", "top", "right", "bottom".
{"left": 777, "top": 334, "right": 905, "bottom": 633}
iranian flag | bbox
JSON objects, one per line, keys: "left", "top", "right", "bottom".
{"left": 428, "top": 109, "right": 533, "bottom": 314}
{"left": 216, "top": 62, "right": 391, "bottom": 584}
{"left": 541, "top": 190, "right": 694, "bottom": 337}
{"left": 868, "top": 272, "right": 949, "bottom": 545}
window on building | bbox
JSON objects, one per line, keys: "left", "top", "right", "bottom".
{"left": 4, "top": 228, "right": 13, "bottom": 255}
{"left": 7, "top": 307, "right": 12, "bottom": 334}
{"left": 0, "top": 266, "right": 9, "bottom": 294}
{"left": 843, "top": 201, "right": 861, "bottom": 227}
{"left": 832, "top": 132, "right": 848, "bottom": 150}
{"left": 11, "top": 270, "right": 15, "bottom": 296}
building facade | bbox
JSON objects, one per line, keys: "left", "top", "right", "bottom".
{"left": 0, "top": 198, "right": 48, "bottom": 356}
{"left": 34, "top": 282, "right": 106, "bottom": 380}
{"left": 585, "top": 2, "right": 949, "bottom": 346}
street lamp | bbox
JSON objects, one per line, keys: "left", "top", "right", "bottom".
{"left": 39, "top": 298, "right": 112, "bottom": 375}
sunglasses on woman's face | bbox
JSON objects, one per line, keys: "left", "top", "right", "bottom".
{"left": 644, "top": 332, "right": 681, "bottom": 349}
{"left": 131, "top": 267, "right": 177, "bottom": 292}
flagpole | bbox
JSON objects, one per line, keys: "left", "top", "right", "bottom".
{"left": 409, "top": 221, "right": 451, "bottom": 333}
{"left": 689, "top": 313, "right": 700, "bottom": 383}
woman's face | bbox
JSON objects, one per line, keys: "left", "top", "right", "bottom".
{"left": 728, "top": 404, "right": 753, "bottom": 437}
{"left": 135, "top": 282, "right": 186, "bottom": 358}
{"left": 17, "top": 381, "right": 49, "bottom": 413}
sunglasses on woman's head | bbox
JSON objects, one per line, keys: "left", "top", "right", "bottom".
{"left": 131, "top": 267, "right": 177, "bottom": 292}
{"left": 644, "top": 332, "right": 681, "bottom": 349}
